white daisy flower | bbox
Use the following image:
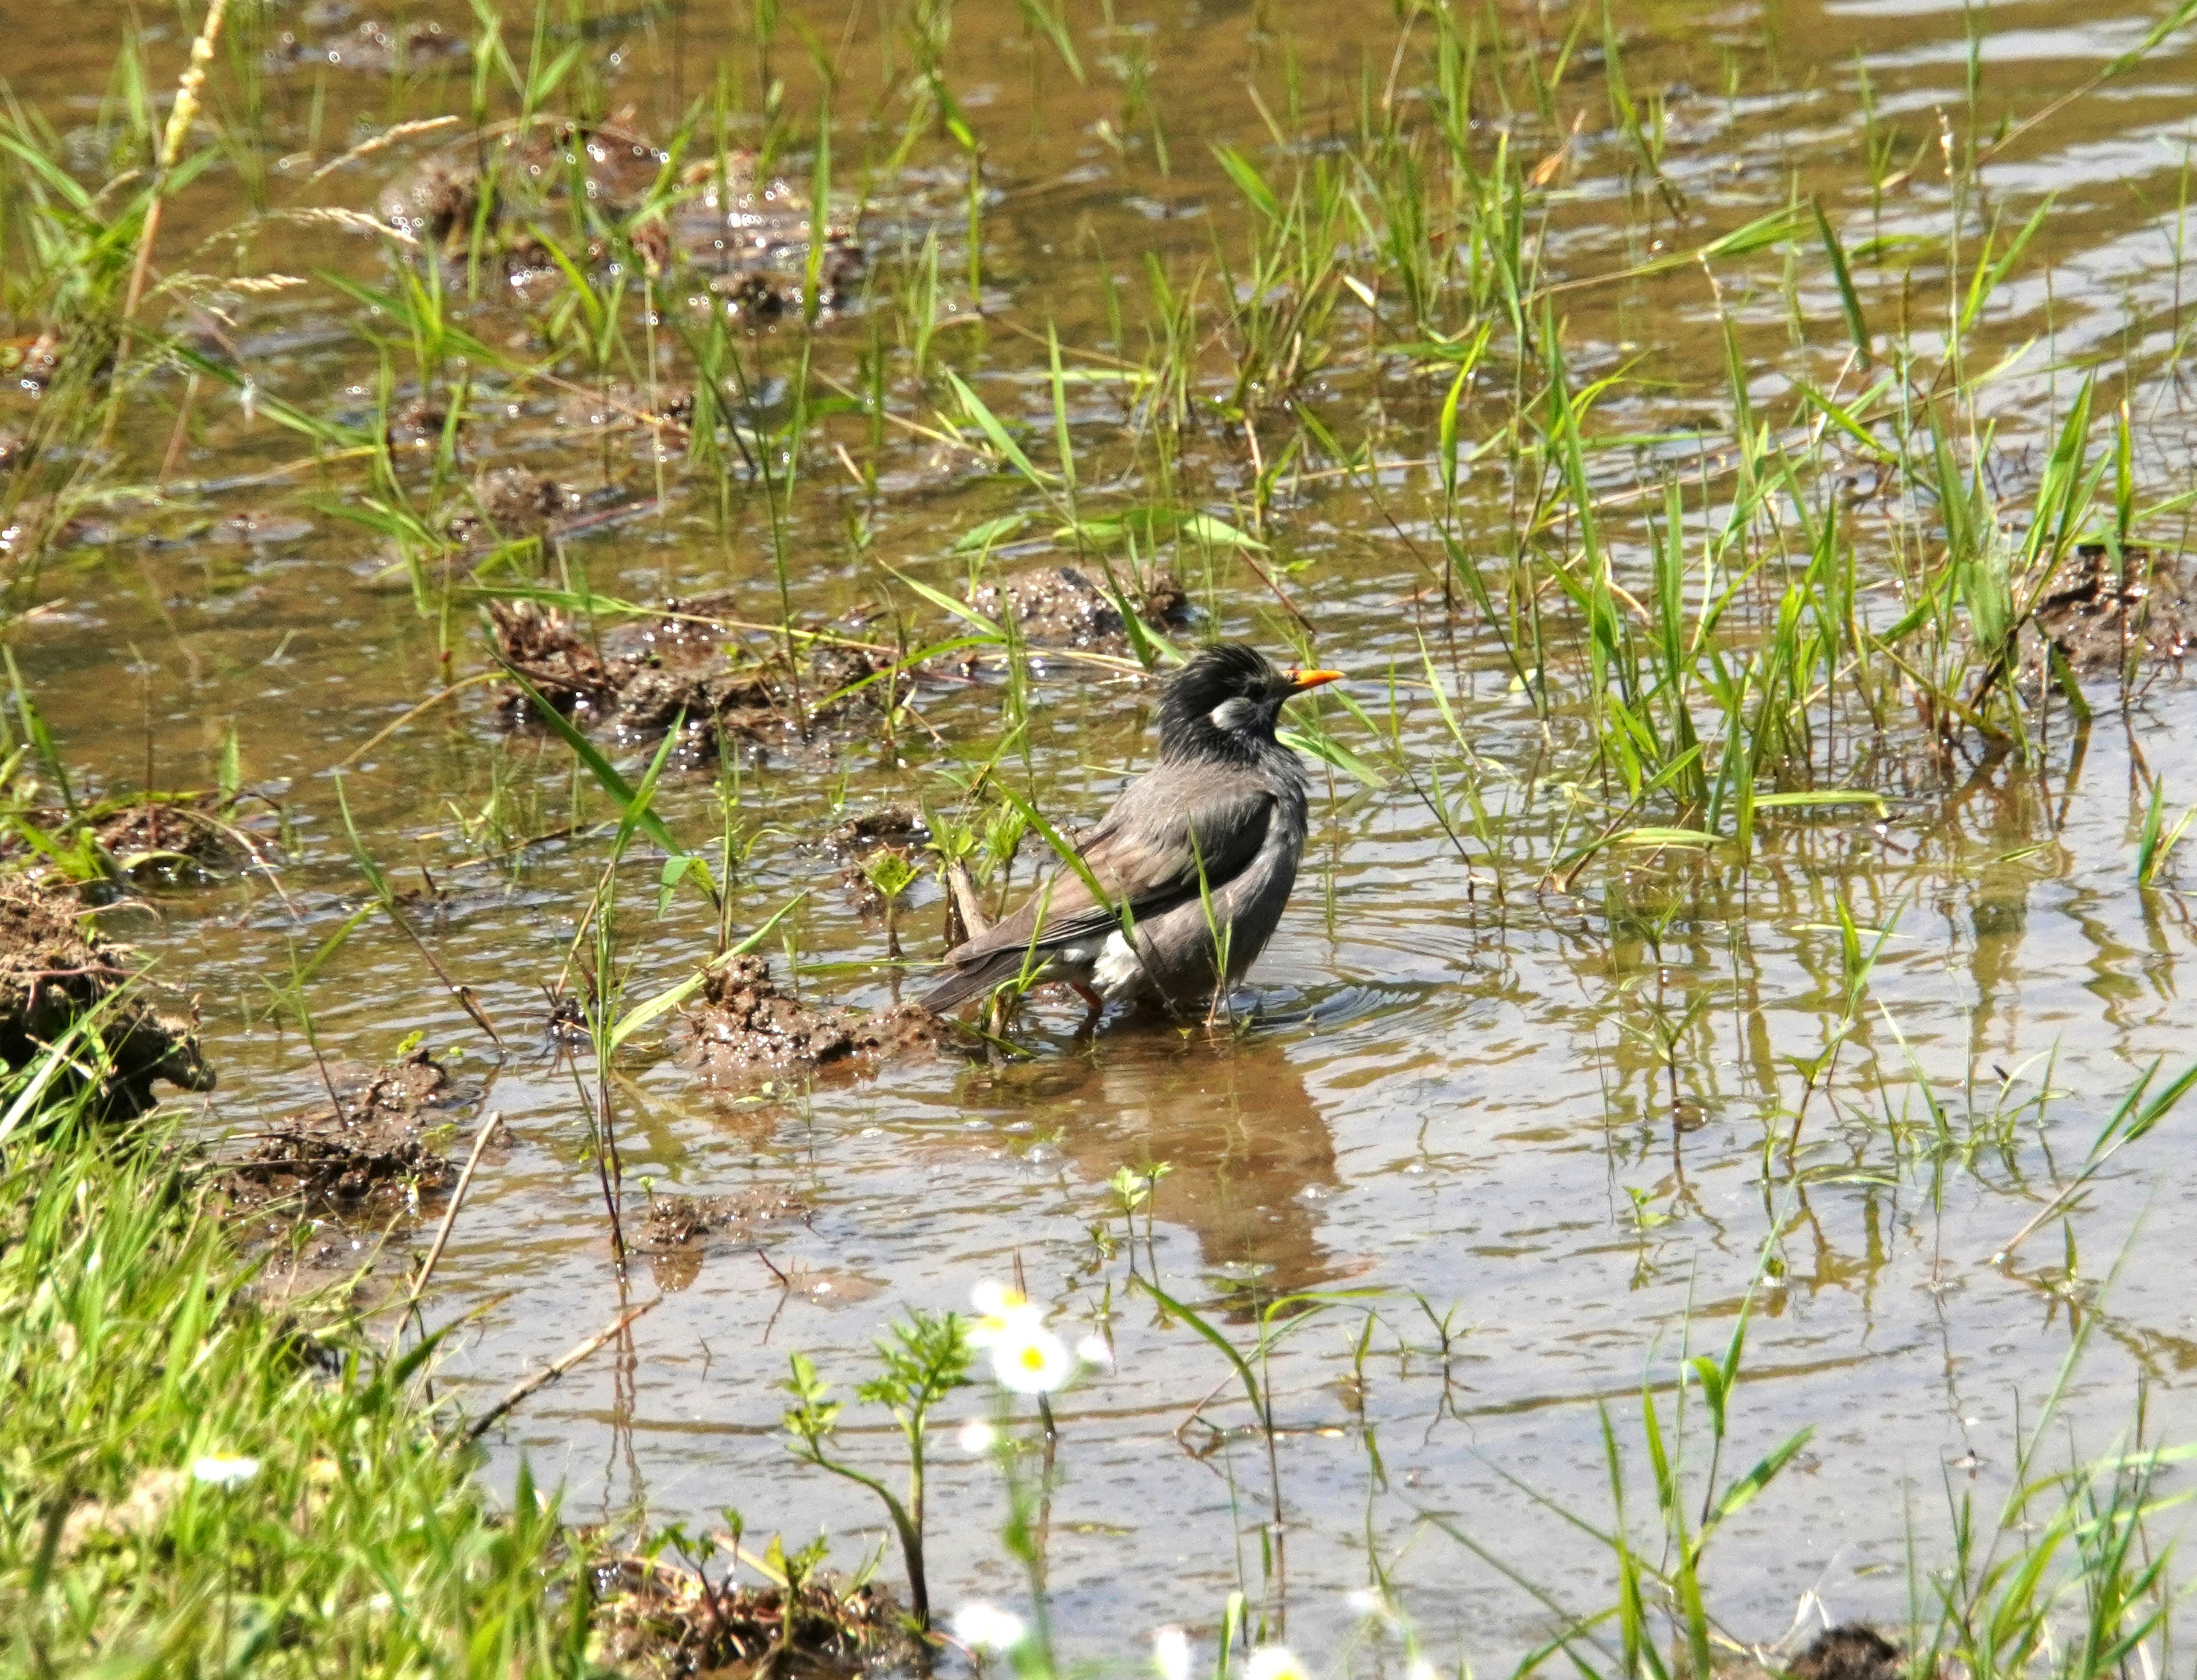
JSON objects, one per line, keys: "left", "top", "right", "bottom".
{"left": 1246, "top": 1647, "right": 1311, "bottom": 1680}
{"left": 1075, "top": 1333, "right": 1114, "bottom": 1369}
{"left": 950, "top": 1601, "right": 1028, "bottom": 1653}
{"left": 190, "top": 1453, "right": 261, "bottom": 1487}
{"left": 967, "top": 1281, "right": 1045, "bottom": 1348}
{"left": 991, "top": 1322, "right": 1075, "bottom": 1394}
{"left": 958, "top": 1418, "right": 999, "bottom": 1454}
{"left": 1153, "top": 1624, "right": 1192, "bottom": 1680}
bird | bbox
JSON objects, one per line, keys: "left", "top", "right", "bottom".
{"left": 922, "top": 643, "right": 1342, "bottom": 1023}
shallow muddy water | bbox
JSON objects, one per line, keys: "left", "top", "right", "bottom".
{"left": 14, "top": 0, "right": 2197, "bottom": 1669}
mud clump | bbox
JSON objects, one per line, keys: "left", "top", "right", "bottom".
{"left": 673, "top": 957, "right": 952, "bottom": 1078}
{"left": 640, "top": 1187, "right": 810, "bottom": 1249}
{"left": 457, "top": 466, "right": 585, "bottom": 543}
{"left": 269, "top": 15, "right": 467, "bottom": 76}
{"left": 0, "top": 876, "right": 211, "bottom": 1118}
{"left": 828, "top": 805, "right": 925, "bottom": 852}
{"left": 2033, "top": 544, "right": 2197, "bottom": 673}
{"left": 384, "top": 396, "right": 453, "bottom": 450}
{"left": 90, "top": 797, "right": 245, "bottom": 880}
{"left": 487, "top": 601, "right": 620, "bottom": 716}
{"left": 488, "top": 599, "right": 891, "bottom": 755}
{"left": 6, "top": 328, "right": 66, "bottom": 394}
{"left": 850, "top": 1003, "right": 956, "bottom": 1058}
{"left": 639, "top": 1186, "right": 811, "bottom": 1290}
{"left": 221, "top": 1049, "right": 465, "bottom": 1223}
{"left": 965, "top": 565, "right": 1189, "bottom": 659}
{"left": 590, "top": 1551, "right": 910, "bottom": 1677}
{"left": 379, "top": 156, "right": 478, "bottom": 247}
{"left": 558, "top": 383, "right": 695, "bottom": 432}
{"left": 1785, "top": 1626, "right": 1906, "bottom": 1680}
{"left": 376, "top": 126, "right": 863, "bottom": 311}
{"left": 679, "top": 956, "right": 863, "bottom": 1071}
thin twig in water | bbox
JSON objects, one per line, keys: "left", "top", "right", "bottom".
{"left": 463, "top": 1297, "right": 660, "bottom": 1441}
{"left": 386, "top": 1111, "right": 502, "bottom": 1354}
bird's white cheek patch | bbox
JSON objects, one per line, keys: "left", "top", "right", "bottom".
{"left": 1208, "top": 696, "right": 1256, "bottom": 731}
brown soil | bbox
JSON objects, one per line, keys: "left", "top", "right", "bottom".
{"left": 486, "top": 600, "right": 620, "bottom": 716}
{"left": 590, "top": 1552, "right": 911, "bottom": 1677}
{"left": 640, "top": 1187, "right": 811, "bottom": 1249}
{"left": 220, "top": 1049, "right": 466, "bottom": 1225}
{"left": 269, "top": 15, "right": 467, "bottom": 76}
{"left": 639, "top": 1187, "right": 808, "bottom": 1291}
{"left": 488, "top": 599, "right": 891, "bottom": 756}
{"left": 90, "top": 797, "right": 245, "bottom": 879}
{"left": 557, "top": 383, "right": 695, "bottom": 432}
{"left": 0, "top": 497, "right": 102, "bottom": 562}
{"left": 463, "top": 466, "right": 584, "bottom": 541}
{"left": 966, "top": 564, "right": 1189, "bottom": 656}
{"left": 376, "top": 126, "right": 863, "bottom": 311}
{"left": 1786, "top": 1625, "right": 1906, "bottom": 1680}
{"left": 827, "top": 805, "right": 925, "bottom": 852}
{"left": 385, "top": 397, "right": 453, "bottom": 450}
{"left": 2032, "top": 544, "right": 2197, "bottom": 673}
{"left": 213, "top": 508, "right": 316, "bottom": 546}
{"left": 0, "top": 876, "right": 211, "bottom": 1118}
{"left": 6, "top": 328, "right": 64, "bottom": 393}
{"left": 671, "top": 957, "right": 953, "bottom": 1078}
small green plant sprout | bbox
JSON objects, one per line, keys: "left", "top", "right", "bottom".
{"left": 783, "top": 1308, "right": 971, "bottom": 1630}
{"left": 1624, "top": 1184, "right": 1674, "bottom": 1234}
{"left": 2135, "top": 776, "right": 2196, "bottom": 886}
{"left": 862, "top": 846, "right": 919, "bottom": 905}
{"left": 862, "top": 845, "right": 921, "bottom": 957}
{"left": 1108, "top": 1163, "right": 1150, "bottom": 1219}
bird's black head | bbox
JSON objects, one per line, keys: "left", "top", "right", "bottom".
{"left": 1156, "top": 643, "right": 1341, "bottom": 764}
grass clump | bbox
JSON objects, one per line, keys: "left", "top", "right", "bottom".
{"left": 0, "top": 1060, "right": 592, "bottom": 1673}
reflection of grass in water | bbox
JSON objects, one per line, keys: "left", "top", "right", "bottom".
{"left": 7, "top": 0, "right": 2197, "bottom": 1665}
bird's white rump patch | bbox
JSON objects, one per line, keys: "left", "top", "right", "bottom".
{"left": 1092, "top": 929, "right": 1144, "bottom": 997}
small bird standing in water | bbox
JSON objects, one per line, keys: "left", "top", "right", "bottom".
{"left": 922, "top": 643, "right": 1342, "bottom": 1023}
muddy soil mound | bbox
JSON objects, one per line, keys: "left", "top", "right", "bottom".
{"left": 639, "top": 1186, "right": 814, "bottom": 1290}
{"left": 956, "top": 564, "right": 1189, "bottom": 664}
{"left": 1786, "top": 1626, "right": 1905, "bottom": 1680}
{"left": 269, "top": 15, "right": 467, "bottom": 76}
{"left": 377, "top": 126, "right": 863, "bottom": 312}
{"left": 0, "top": 877, "right": 211, "bottom": 1117}
{"left": 827, "top": 805, "right": 925, "bottom": 853}
{"left": 89, "top": 797, "right": 247, "bottom": 880}
{"left": 489, "top": 600, "right": 891, "bottom": 758}
{"left": 590, "top": 1551, "right": 911, "bottom": 1675}
{"left": 641, "top": 1187, "right": 811, "bottom": 1249}
{"left": 222, "top": 1049, "right": 465, "bottom": 1223}
{"left": 672, "top": 956, "right": 953, "bottom": 1079}
{"left": 2032, "top": 544, "right": 2197, "bottom": 672}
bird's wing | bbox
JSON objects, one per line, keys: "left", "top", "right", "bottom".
{"left": 937, "top": 775, "right": 1277, "bottom": 973}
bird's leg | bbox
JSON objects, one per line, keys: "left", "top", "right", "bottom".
{"left": 1068, "top": 981, "right": 1107, "bottom": 1037}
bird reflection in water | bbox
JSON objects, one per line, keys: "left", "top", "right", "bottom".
{"left": 981, "top": 1032, "right": 1342, "bottom": 1318}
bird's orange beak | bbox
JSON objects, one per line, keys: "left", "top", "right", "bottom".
{"left": 1287, "top": 667, "right": 1343, "bottom": 690}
